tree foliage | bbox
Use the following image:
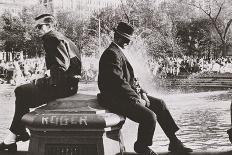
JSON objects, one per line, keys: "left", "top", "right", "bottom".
{"left": 56, "top": 12, "right": 87, "bottom": 52}
{"left": 0, "top": 7, "right": 44, "bottom": 59}
{"left": 0, "top": 0, "right": 232, "bottom": 61}
{"left": 176, "top": 18, "right": 212, "bottom": 57}
{"left": 186, "top": 0, "right": 232, "bottom": 56}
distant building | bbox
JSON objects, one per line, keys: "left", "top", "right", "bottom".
{"left": 39, "top": 0, "right": 122, "bottom": 19}
{"left": 0, "top": 0, "right": 37, "bottom": 15}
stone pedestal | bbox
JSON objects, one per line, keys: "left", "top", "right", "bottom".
{"left": 22, "top": 94, "right": 125, "bottom": 155}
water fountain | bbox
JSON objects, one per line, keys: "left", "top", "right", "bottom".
{"left": 121, "top": 36, "right": 232, "bottom": 153}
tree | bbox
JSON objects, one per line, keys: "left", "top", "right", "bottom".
{"left": 0, "top": 11, "right": 27, "bottom": 60}
{"left": 56, "top": 11, "right": 87, "bottom": 54}
{"left": 86, "top": 6, "right": 124, "bottom": 56}
{"left": 122, "top": 0, "right": 194, "bottom": 58}
{"left": 186, "top": 0, "right": 232, "bottom": 56}
{"left": 0, "top": 6, "right": 47, "bottom": 60}
{"left": 154, "top": 1, "right": 195, "bottom": 57}
{"left": 176, "top": 18, "right": 212, "bottom": 58}
{"left": 19, "top": 7, "right": 44, "bottom": 57}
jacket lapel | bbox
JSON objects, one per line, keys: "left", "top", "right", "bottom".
{"left": 109, "top": 42, "right": 135, "bottom": 82}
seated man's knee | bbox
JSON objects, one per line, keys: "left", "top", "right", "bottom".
{"left": 160, "top": 99, "right": 168, "bottom": 110}
{"left": 14, "top": 86, "right": 24, "bottom": 97}
{"left": 146, "top": 112, "right": 157, "bottom": 127}
{"left": 149, "top": 96, "right": 168, "bottom": 110}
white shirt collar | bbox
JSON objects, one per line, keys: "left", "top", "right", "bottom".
{"left": 113, "top": 42, "right": 124, "bottom": 52}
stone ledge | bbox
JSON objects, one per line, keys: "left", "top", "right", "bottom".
{"left": 0, "top": 151, "right": 28, "bottom": 155}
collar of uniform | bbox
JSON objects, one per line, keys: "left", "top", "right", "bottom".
{"left": 42, "top": 30, "right": 55, "bottom": 40}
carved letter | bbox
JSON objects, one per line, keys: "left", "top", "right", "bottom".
{"left": 64, "top": 117, "right": 69, "bottom": 125}
{"left": 60, "top": 116, "right": 68, "bottom": 125}
{"left": 71, "top": 117, "right": 78, "bottom": 125}
{"left": 50, "top": 116, "right": 56, "bottom": 124}
{"left": 42, "top": 117, "right": 49, "bottom": 125}
{"left": 55, "top": 117, "right": 59, "bottom": 125}
{"left": 79, "top": 116, "right": 88, "bottom": 126}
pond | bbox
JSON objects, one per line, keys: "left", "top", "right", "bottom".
{"left": 123, "top": 89, "right": 232, "bottom": 152}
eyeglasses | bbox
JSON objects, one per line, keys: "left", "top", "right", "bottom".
{"left": 35, "top": 24, "right": 48, "bottom": 30}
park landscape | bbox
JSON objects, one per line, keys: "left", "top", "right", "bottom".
{"left": 0, "top": 0, "right": 232, "bottom": 154}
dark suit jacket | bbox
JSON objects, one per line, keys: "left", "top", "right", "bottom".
{"left": 98, "top": 42, "right": 142, "bottom": 107}
{"left": 42, "top": 30, "right": 81, "bottom": 85}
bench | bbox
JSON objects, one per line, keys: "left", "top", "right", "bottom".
{"left": 22, "top": 93, "right": 125, "bottom": 155}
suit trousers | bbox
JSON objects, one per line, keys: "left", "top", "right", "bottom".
{"left": 102, "top": 95, "right": 179, "bottom": 146}
{"left": 9, "top": 79, "right": 78, "bottom": 135}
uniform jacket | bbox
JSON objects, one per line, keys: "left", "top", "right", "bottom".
{"left": 98, "top": 42, "right": 143, "bottom": 106}
{"left": 42, "top": 30, "right": 81, "bottom": 85}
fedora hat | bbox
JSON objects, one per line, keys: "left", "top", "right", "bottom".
{"left": 113, "top": 22, "right": 134, "bottom": 40}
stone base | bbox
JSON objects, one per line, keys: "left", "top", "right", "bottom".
{"left": 28, "top": 129, "right": 125, "bottom": 155}
{"left": 22, "top": 93, "right": 126, "bottom": 155}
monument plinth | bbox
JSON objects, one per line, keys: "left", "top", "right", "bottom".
{"left": 22, "top": 93, "right": 125, "bottom": 155}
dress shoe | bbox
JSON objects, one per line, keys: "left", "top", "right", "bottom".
{"left": 168, "top": 139, "right": 193, "bottom": 153}
{"left": 16, "top": 132, "right": 30, "bottom": 142}
{"left": 0, "top": 142, "right": 17, "bottom": 152}
{"left": 134, "top": 142, "right": 158, "bottom": 155}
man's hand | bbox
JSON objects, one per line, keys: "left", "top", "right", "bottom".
{"left": 44, "top": 70, "right": 50, "bottom": 77}
{"left": 141, "top": 93, "right": 150, "bottom": 107}
{"left": 139, "top": 98, "right": 147, "bottom": 107}
{"left": 50, "top": 67, "right": 65, "bottom": 86}
{"left": 33, "top": 77, "right": 49, "bottom": 87}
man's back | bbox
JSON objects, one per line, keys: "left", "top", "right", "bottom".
{"left": 98, "top": 42, "right": 140, "bottom": 106}
{"left": 42, "top": 30, "right": 81, "bottom": 77}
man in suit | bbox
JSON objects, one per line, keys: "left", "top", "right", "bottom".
{"left": 0, "top": 14, "right": 81, "bottom": 151}
{"left": 97, "top": 22, "right": 192, "bottom": 155}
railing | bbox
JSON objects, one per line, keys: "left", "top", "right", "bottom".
{"left": 159, "top": 72, "right": 232, "bottom": 89}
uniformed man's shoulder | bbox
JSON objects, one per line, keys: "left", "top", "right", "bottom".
{"left": 43, "top": 30, "right": 66, "bottom": 41}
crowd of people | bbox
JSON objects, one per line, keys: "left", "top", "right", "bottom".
{"left": 148, "top": 56, "right": 232, "bottom": 78}
{"left": 0, "top": 56, "right": 99, "bottom": 85}
{"left": 0, "top": 58, "right": 46, "bottom": 85}
{"left": 1, "top": 55, "right": 232, "bottom": 85}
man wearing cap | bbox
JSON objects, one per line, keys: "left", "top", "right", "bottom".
{"left": 97, "top": 22, "right": 192, "bottom": 155}
{"left": 0, "top": 14, "right": 81, "bottom": 151}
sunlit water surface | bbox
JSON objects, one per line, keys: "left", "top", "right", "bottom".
{"left": 0, "top": 84, "right": 231, "bottom": 152}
